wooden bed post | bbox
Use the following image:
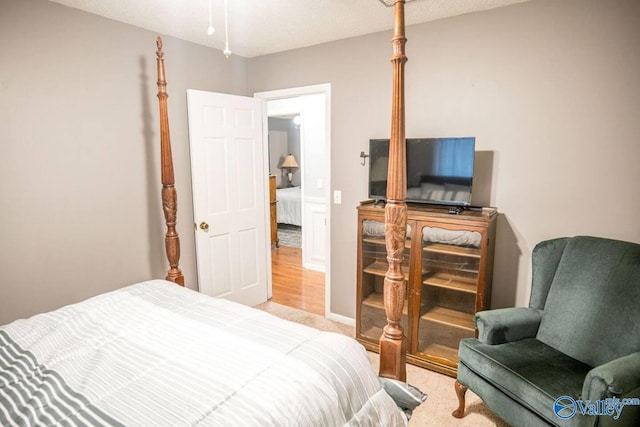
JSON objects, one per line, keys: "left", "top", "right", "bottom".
{"left": 379, "top": 0, "right": 408, "bottom": 381}
{"left": 155, "top": 37, "right": 184, "bottom": 286}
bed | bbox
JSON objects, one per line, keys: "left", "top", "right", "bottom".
{"left": 276, "top": 186, "right": 302, "bottom": 226}
{"left": 0, "top": 1, "right": 415, "bottom": 421}
{"left": 0, "top": 280, "right": 404, "bottom": 426}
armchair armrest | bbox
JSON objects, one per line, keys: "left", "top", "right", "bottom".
{"left": 475, "top": 307, "right": 543, "bottom": 345}
{"left": 582, "top": 352, "right": 640, "bottom": 402}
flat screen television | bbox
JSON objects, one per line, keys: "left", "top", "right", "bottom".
{"left": 368, "top": 137, "right": 475, "bottom": 206}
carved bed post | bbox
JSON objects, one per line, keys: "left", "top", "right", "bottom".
{"left": 379, "top": 0, "right": 408, "bottom": 381}
{"left": 156, "top": 37, "right": 184, "bottom": 286}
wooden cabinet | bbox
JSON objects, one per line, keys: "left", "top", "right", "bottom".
{"left": 269, "top": 175, "right": 278, "bottom": 247}
{"left": 356, "top": 201, "right": 497, "bottom": 377}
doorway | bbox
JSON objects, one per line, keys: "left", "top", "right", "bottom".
{"left": 255, "top": 84, "right": 331, "bottom": 317}
{"left": 268, "top": 115, "right": 302, "bottom": 248}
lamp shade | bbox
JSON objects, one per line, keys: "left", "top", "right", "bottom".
{"left": 281, "top": 154, "right": 299, "bottom": 169}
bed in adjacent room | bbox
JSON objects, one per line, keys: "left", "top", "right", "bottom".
{"left": 0, "top": 13, "right": 420, "bottom": 421}
{"left": 276, "top": 186, "right": 302, "bottom": 226}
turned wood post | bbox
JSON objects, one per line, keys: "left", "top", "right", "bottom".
{"left": 156, "top": 37, "right": 184, "bottom": 286}
{"left": 379, "top": 0, "right": 408, "bottom": 381}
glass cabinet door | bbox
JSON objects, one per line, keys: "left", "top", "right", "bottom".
{"left": 359, "top": 219, "right": 410, "bottom": 343}
{"left": 417, "top": 225, "right": 482, "bottom": 364}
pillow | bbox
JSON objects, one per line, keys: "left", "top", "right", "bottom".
{"left": 420, "top": 183, "right": 443, "bottom": 194}
{"left": 379, "top": 377, "right": 427, "bottom": 419}
{"left": 445, "top": 184, "right": 471, "bottom": 203}
{"left": 419, "top": 183, "right": 444, "bottom": 200}
{"left": 407, "top": 187, "right": 421, "bottom": 199}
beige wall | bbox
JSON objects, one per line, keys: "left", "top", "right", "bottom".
{"left": 0, "top": 0, "right": 249, "bottom": 324}
{"left": 248, "top": 0, "right": 640, "bottom": 317}
{"left": 2, "top": 0, "right": 639, "bottom": 324}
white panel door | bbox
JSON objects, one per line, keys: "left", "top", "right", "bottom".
{"left": 187, "top": 89, "right": 268, "bottom": 306}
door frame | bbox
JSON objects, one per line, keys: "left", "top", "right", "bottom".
{"left": 254, "top": 84, "right": 333, "bottom": 319}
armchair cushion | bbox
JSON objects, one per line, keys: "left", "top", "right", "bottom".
{"left": 459, "top": 337, "right": 592, "bottom": 424}
{"left": 536, "top": 237, "right": 640, "bottom": 367}
{"left": 475, "top": 307, "right": 543, "bottom": 345}
{"left": 582, "top": 351, "right": 640, "bottom": 403}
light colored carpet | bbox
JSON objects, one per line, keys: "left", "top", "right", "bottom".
{"left": 254, "top": 300, "right": 509, "bottom": 427}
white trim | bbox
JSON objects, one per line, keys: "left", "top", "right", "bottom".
{"left": 302, "top": 199, "right": 325, "bottom": 272}
{"left": 326, "top": 312, "right": 355, "bottom": 327}
{"left": 255, "top": 84, "right": 330, "bottom": 101}
{"left": 255, "top": 84, "right": 333, "bottom": 319}
{"left": 302, "top": 196, "right": 324, "bottom": 204}
{"left": 260, "top": 99, "right": 273, "bottom": 300}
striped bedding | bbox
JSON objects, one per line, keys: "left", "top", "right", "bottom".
{"left": 0, "top": 280, "right": 407, "bottom": 426}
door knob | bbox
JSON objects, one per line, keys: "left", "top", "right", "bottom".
{"left": 199, "top": 221, "right": 209, "bottom": 232}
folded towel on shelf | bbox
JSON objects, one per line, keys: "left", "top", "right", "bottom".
{"left": 422, "top": 226, "right": 481, "bottom": 248}
{"left": 362, "top": 220, "right": 412, "bottom": 238}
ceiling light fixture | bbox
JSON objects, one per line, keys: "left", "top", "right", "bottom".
{"left": 206, "top": 0, "right": 231, "bottom": 58}
{"left": 223, "top": 0, "right": 232, "bottom": 58}
{"left": 207, "top": 0, "right": 215, "bottom": 35}
{"left": 377, "top": 0, "right": 417, "bottom": 6}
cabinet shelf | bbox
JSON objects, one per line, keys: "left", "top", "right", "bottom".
{"left": 423, "top": 273, "right": 477, "bottom": 293}
{"left": 422, "top": 259, "right": 479, "bottom": 275}
{"left": 419, "top": 343, "right": 460, "bottom": 363}
{"left": 360, "top": 325, "right": 383, "bottom": 340}
{"left": 421, "top": 306, "right": 474, "bottom": 332}
{"left": 363, "top": 236, "right": 411, "bottom": 249}
{"left": 363, "top": 260, "right": 410, "bottom": 281}
{"left": 423, "top": 243, "right": 480, "bottom": 258}
{"left": 362, "top": 291, "right": 408, "bottom": 316}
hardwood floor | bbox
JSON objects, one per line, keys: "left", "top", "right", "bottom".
{"left": 271, "top": 246, "right": 325, "bottom": 316}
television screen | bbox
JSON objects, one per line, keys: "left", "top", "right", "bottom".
{"left": 368, "top": 137, "right": 475, "bottom": 206}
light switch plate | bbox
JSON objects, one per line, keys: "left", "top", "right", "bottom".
{"left": 333, "top": 190, "right": 342, "bottom": 204}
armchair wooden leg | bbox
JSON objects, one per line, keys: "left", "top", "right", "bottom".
{"left": 452, "top": 380, "right": 468, "bottom": 418}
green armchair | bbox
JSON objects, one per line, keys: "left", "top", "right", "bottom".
{"left": 453, "top": 236, "right": 640, "bottom": 426}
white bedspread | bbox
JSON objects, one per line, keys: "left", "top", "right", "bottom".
{"left": 0, "top": 280, "right": 406, "bottom": 426}
{"left": 276, "top": 186, "right": 302, "bottom": 226}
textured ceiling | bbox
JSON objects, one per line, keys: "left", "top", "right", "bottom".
{"left": 48, "top": 0, "right": 529, "bottom": 58}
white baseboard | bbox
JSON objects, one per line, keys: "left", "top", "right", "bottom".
{"left": 303, "top": 262, "right": 325, "bottom": 272}
{"left": 325, "top": 311, "right": 355, "bottom": 326}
